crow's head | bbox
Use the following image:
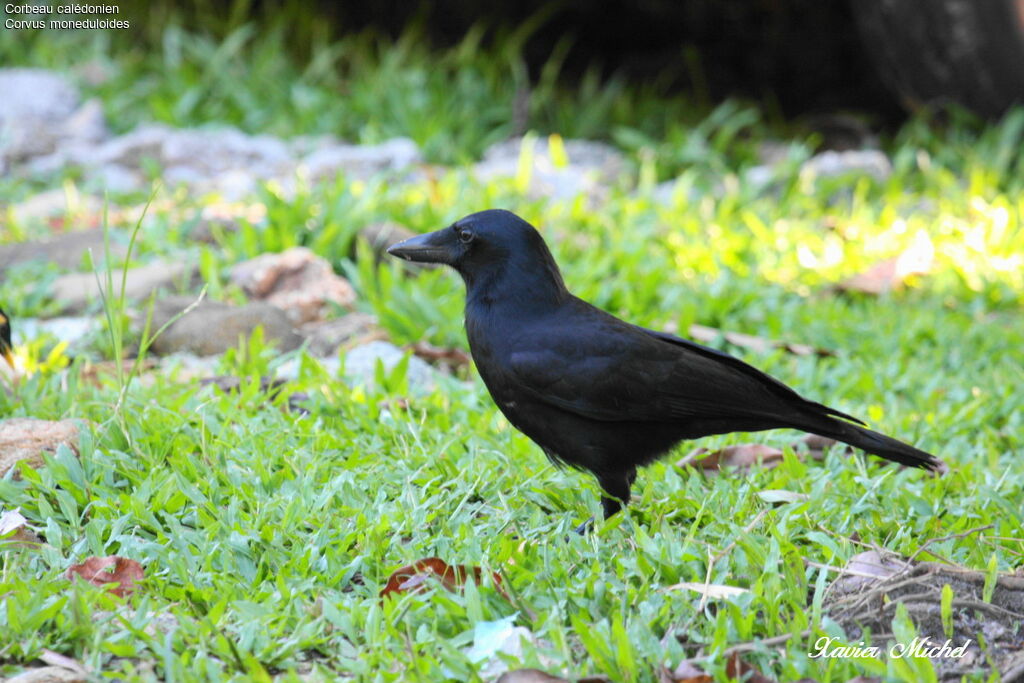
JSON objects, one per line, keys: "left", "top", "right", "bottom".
{"left": 0, "top": 308, "right": 13, "bottom": 368}
{"left": 386, "top": 209, "right": 566, "bottom": 298}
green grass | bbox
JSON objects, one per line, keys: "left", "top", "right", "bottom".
{"left": 2, "top": 18, "right": 1024, "bottom": 683}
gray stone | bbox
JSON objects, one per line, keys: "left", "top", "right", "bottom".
{"left": 62, "top": 98, "right": 107, "bottom": 144}
{"left": 800, "top": 149, "right": 892, "bottom": 182}
{"left": 8, "top": 189, "right": 104, "bottom": 227}
{"left": 0, "top": 229, "right": 126, "bottom": 272}
{"left": 52, "top": 260, "right": 195, "bottom": 314}
{"left": 274, "top": 355, "right": 341, "bottom": 382}
{"left": 159, "top": 127, "right": 291, "bottom": 174}
{"left": 474, "top": 136, "right": 627, "bottom": 200}
{"left": 301, "top": 313, "right": 380, "bottom": 357}
{"left": 343, "top": 340, "right": 435, "bottom": 392}
{"left": 15, "top": 316, "right": 96, "bottom": 348}
{"left": 91, "top": 124, "right": 173, "bottom": 168}
{"left": 302, "top": 137, "right": 421, "bottom": 182}
{"left": 90, "top": 163, "right": 144, "bottom": 193}
{"left": 148, "top": 296, "right": 303, "bottom": 356}
{"left": 0, "top": 69, "right": 81, "bottom": 167}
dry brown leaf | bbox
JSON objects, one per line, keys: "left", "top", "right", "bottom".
{"left": 677, "top": 444, "right": 785, "bottom": 472}
{"left": 677, "top": 433, "right": 868, "bottom": 475}
{"left": 660, "top": 660, "right": 711, "bottom": 683}
{"left": 796, "top": 434, "right": 851, "bottom": 459}
{"left": 496, "top": 670, "right": 569, "bottom": 683}
{"left": 380, "top": 557, "right": 508, "bottom": 601}
{"left": 828, "top": 549, "right": 911, "bottom": 593}
{"left": 0, "top": 508, "right": 42, "bottom": 546}
{"left": 65, "top": 556, "right": 144, "bottom": 597}
{"left": 688, "top": 323, "right": 834, "bottom": 358}
{"left": 38, "top": 651, "right": 88, "bottom": 677}
{"left": 408, "top": 341, "right": 473, "bottom": 372}
{"left": 496, "top": 672, "right": 611, "bottom": 683}
{"left": 664, "top": 653, "right": 775, "bottom": 683}
{"left": 5, "top": 665, "right": 87, "bottom": 683}
{"left": 837, "top": 231, "right": 934, "bottom": 295}
{"left": 79, "top": 359, "right": 157, "bottom": 388}
{"left": 664, "top": 582, "right": 750, "bottom": 600}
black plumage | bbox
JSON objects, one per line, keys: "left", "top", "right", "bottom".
{"left": 0, "top": 307, "right": 13, "bottom": 369}
{"left": 387, "top": 210, "right": 943, "bottom": 520}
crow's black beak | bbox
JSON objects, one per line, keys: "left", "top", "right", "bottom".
{"left": 385, "top": 229, "right": 454, "bottom": 265}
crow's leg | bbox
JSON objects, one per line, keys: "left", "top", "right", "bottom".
{"left": 572, "top": 469, "right": 636, "bottom": 535}
{"left": 599, "top": 468, "right": 637, "bottom": 520}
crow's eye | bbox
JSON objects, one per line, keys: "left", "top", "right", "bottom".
{"left": 458, "top": 230, "right": 474, "bottom": 244}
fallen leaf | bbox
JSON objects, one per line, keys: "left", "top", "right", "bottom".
{"left": 756, "top": 490, "right": 810, "bottom": 505}
{"left": 5, "top": 665, "right": 87, "bottom": 683}
{"left": 664, "top": 582, "right": 750, "bottom": 600}
{"left": 380, "top": 557, "right": 507, "bottom": 601}
{"left": 664, "top": 653, "right": 775, "bottom": 683}
{"left": 80, "top": 359, "right": 157, "bottom": 388}
{"left": 677, "top": 444, "right": 785, "bottom": 472}
{"left": 0, "top": 508, "right": 42, "bottom": 546}
{"left": 199, "top": 376, "right": 310, "bottom": 414}
{"left": 408, "top": 341, "right": 473, "bottom": 372}
{"left": 828, "top": 550, "right": 911, "bottom": 593}
{"left": 496, "top": 671, "right": 568, "bottom": 683}
{"left": 687, "top": 323, "right": 834, "bottom": 358}
{"left": 464, "top": 615, "right": 539, "bottom": 679}
{"left": 660, "top": 660, "right": 711, "bottom": 683}
{"left": 837, "top": 231, "right": 934, "bottom": 295}
{"left": 795, "top": 433, "right": 852, "bottom": 459}
{"left": 39, "top": 651, "right": 88, "bottom": 677}
{"left": 65, "top": 556, "right": 144, "bottom": 597}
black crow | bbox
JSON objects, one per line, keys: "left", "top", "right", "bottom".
{"left": 387, "top": 210, "right": 943, "bottom": 522}
{"left": 0, "top": 307, "right": 13, "bottom": 368}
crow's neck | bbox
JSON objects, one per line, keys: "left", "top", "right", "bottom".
{"left": 463, "top": 256, "right": 568, "bottom": 315}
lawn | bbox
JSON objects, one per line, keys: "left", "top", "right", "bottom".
{"left": 1, "top": 14, "right": 1023, "bottom": 683}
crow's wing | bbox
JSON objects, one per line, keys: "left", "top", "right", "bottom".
{"left": 507, "top": 303, "right": 862, "bottom": 425}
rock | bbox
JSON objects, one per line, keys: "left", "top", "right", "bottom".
{"left": 343, "top": 340, "right": 435, "bottom": 392}
{"left": 275, "top": 355, "right": 341, "bottom": 382}
{"left": 90, "top": 163, "right": 144, "bottom": 193}
{"left": 230, "top": 247, "right": 356, "bottom": 324}
{"left": 301, "top": 313, "right": 380, "bottom": 356}
{"left": 188, "top": 202, "right": 267, "bottom": 244}
{"left": 475, "top": 136, "right": 627, "bottom": 200}
{"left": 6, "top": 666, "right": 86, "bottom": 683}
{"left": 90, "top": 123, "right": 170, "bottom": 168}
{"left": 62, "top": 98, "right": 107, "bottom": 144}
{"left": 800, "top": 149, "right": 892, "bottom": 182}
{"left": 357, "top": 222, "right": 417, "bottom": 261}
{"left": 204, "top": 168, "right": 259, "bottom": 200}
{"left": 301, "top": 137, "right": 421, "bottom": 182}
{"left": 0, "top": 418, "right": 81, "bottom": 478}
{"left": 8, "top": 189, "right": 105, "bottom": 227}
{"left": 15, "top": 316, "right": 96, "bottom": 348}
{"left": 148, "top": 296, "right": 302, "bottom": 356}
{"left": 52, "top": 260, "right": 195, "bottom": 314}
{"left": 0, "top": 69, "right": 81, "bottom": 168}
{"left": 159, "top": 127, "right": 291, "bottom": 175}
{"left": 0, "top": 228, "right": 126, "bottom": 272}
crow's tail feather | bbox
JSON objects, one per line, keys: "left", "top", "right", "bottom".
{"left": 809, "top": 418, "right": 945, "bottom": 472}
